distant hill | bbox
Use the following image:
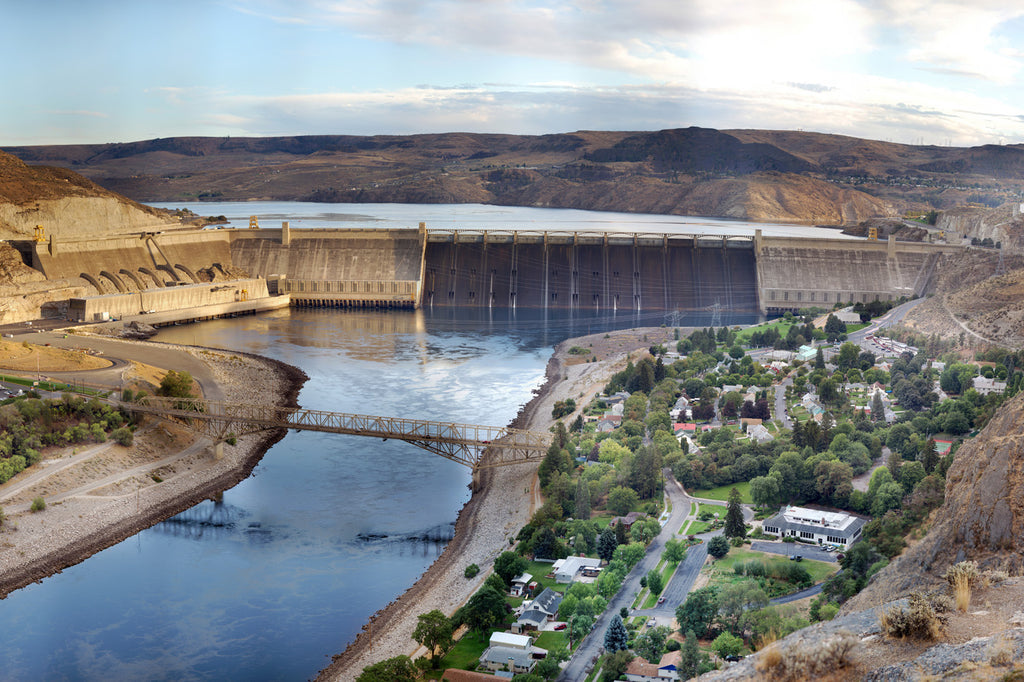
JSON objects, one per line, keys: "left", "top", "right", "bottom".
{"left": 6, "top": 128, "right": 1024, "bottom": 225}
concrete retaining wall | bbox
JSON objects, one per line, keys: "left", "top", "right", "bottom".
{"left": 69, "top": 278, "right": 269, "bottom": 322}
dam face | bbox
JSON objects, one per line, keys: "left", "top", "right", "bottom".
{"left": 16, "top": 224, "right": 957, "bottom": 320}
{"left": 422, "top": 235, "right": 759, "bottom": 312}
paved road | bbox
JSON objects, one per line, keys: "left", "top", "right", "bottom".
{"left": 557, "top": 472, "right": 699, "bottom": 681}
{"left": 774, "top": 375, "right": 793, "bottom": 430}
{"left": 770, "top": 582, "right": 824, "bottom": 605}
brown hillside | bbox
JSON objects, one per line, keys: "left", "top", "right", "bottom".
{"left": 10, "top": 127, "right": 1024, "bottom": 225}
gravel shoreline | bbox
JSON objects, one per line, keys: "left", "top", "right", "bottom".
{"left": 0, "top": 345, "right": 307, "bottom": 599}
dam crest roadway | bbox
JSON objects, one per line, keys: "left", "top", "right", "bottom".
{"left": 128, "top": 395, "right": 550, "bottom": 471}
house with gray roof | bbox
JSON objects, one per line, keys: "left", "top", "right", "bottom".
{"left": 522, "top": 587, "right": 562, "bottom": 620}
{"left": 479, "top": 646, "right": 538, "bottom": 674}
{"left": 761, "top": 505, "right": 866, "bottom": 548}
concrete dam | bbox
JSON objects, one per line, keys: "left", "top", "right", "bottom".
{"left": 14, "top": 222, "right": 956, "bottom": 322}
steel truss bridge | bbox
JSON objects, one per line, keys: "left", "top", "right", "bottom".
{"left": 128, "top": 396, "right": 551, "bottom": 470}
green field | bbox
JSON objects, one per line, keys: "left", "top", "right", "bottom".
{"left": 704, "top": 547, "right": 838, "bottom": 592}
{"left": 693, "top": 481, "right": 752, "bottom": 504}
{"left": 734, "top": 319, "right": 799, "bottom": 344}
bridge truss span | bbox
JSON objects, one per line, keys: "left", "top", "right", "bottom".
{"left": 129, "top": 397, "right": 550, "bottom": 470}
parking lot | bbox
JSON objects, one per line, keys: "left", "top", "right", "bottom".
{"left": 750, "top": 541, "right": 839, "bottom": 563}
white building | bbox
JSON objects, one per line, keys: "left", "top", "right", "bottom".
{"left": 552, "top": 556, "right": 603, "bottom": 583}
{"left": 761, "top": 506, "right": 866, "bottom": 547}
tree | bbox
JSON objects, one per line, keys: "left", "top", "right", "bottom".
{"left": 646, "top": 568, "right": 664, "bottom": 596}
{"left": 717, "top": 582, "right": 769, "bottom": 634}
{"left": 458, "top": 584, "right": 507, "bottom": 638}
{"left": 574, "top": 476, "right": 591, "bottom": 520}
{"left": 871, "top": 390, "right": 885, "bottom": 422}
{"left": 601, "top": 649, "right": 634, "bottom": 682}
{"left": 356, "top": 655, "right": 417, "bottom": 682}
{"left": 814, "top": 346, "right": 825, "bottom": 370}
{"left": 681, "top": 630, "right": 700, "bottom": 679}
{"left": 920, "top": 438, "right": 939, "bottom": 474}
{"left": 494, "top": 551, "right": 528, "bottom": 587}
{"left": 604, "top": 614, "right": 628, "bottom": 652}
{"left": 724, "top": 487, "right": 745, "bottom": 538}
{"left": 598, "top": 527, "right": 618, "bottom": 561}
{"left": 568, "top": 613, "right": 594, "bottom": 650}
{"left": 707, "top": 535, "right": 730, "bottom": 560}
{"left": 412, "top": 610, "right": 454, "bottom": 668}
{"left": 750, "top": 475, "right": 779, "bottom": 509}
{"left": 711, "top": 631, "right": 744, "bottom": 658}
{"left": 607, "top": 486, "right": 640, "bottom": 515}
{"left": 664, "top": 538, "right": 687, "bottom": 563}
{"left": 158, "top": 369, "right": 196, "bottom": 399}
{"left": 824, "top": 314, "right": 846, "bottom": 342}
{"left": 676, "top": 586, "right": 718, "bottom": 639}
{"left": 634, "top": 625, "right": 671, "bottom": 663}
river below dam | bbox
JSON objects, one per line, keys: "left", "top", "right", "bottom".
{"left": 0, "top": 203, "right": 771, "bottom": 681}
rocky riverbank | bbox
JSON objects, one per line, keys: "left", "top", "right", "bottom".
{"left": 0, "top": 345, "right": 307, "bottom": 598}
{"left": 317, "top": 325, "right": 677, "bottom": 680}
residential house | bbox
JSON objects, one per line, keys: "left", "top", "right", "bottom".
{"left": 658, "top": 651, "right": 681, "bottom": 680}
{"left": 478, "top": 646, "right": 538, "bottom": 674}
{"left": 973, "top": 376, "right": 1007, "bottom": 395}
{"left": 609, "top": 511, "right": 645, "bottom": 531}
{"left": 510, "top": 572, "right": 533, "bottom": 597}
{"left": 552, "top": 556, "right": 603, "bottom": 584}
{"left": 761, "top": 506, "right": 866, "bottom": 547}
{"left": 512, "top": 609, "right": 547, "bottom": 634}
{"left": 669, "top": 396, "right": 691, "bottom": 421}
{"left": 625, "top": 656, "right": 677, "bottom": 682}
{"left": 747, "top": 423, "right": 774, "bottom": 444}
{"left": 479, "top": 632, "right": 548, "bottom": 673}
{"left": 520, "top": 587, "right": 562, "bottom": 622}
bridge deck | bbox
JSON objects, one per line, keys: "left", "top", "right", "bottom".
{"left": 130, "top": 397, "right": 551, "bottom": 470}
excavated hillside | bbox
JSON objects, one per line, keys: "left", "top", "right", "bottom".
{"left": 899, "top": 251, "right": 1024, "bottom": 347}
{"left": 0, "top": 150, "right": 178, "bottom": 239}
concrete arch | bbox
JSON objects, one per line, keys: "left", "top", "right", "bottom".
{"left": 174, "top": 263, "right": 199, "bottom": 283}
{"left": 155, "top": 264, "right": 180, "bottom": 284}
{"left": 119, "top": 269, "right": 146, "bottom": 290}
{"left": 138, "top": 267, "right": 164, "bottom": 288}
{"left": 80, "top": 272, "right": 105, "bottom": 294}
{"left": 99, "top": 270, "right": 128, "bottom": 293}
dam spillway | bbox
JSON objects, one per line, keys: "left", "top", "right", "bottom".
{"left": 422, "top": 232, "right": 759, "bottom": 312}
{"left": 17, "top": 222, "right": 957, "bottom": 320}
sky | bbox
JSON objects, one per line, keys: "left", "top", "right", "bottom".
{"left": 5, "top": 0, "right": 1024, "bottom": 147}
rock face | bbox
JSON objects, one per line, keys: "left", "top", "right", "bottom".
{"left": 0, "top": 151, "right": 177, "bottom": 239}
{"left": 845, "top": 391, "right": 1024, "bottom": 612}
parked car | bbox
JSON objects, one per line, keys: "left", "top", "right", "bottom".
{"left": 554, "top": 623, "right": 567, "bottom": 631}
{"left": 657, "top": 596, "right": 665, "bottom": 605}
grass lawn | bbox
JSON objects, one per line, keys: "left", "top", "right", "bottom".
{"left": 682, "top": 520, "right": 712, "bottom": 535}
{"left": 703, "top": 547, "right": 839, "bottom": 594}
{"left": 735, "top": 319, "right": 798, "bottom": 344}
{"left": 523, "top": 561, "right": 565, "bottom": 593}
{"left": 430, "top": 630, "right": 490, "bottom": 678}
{"left": 535, "top": 630, "right": 569, "bottom": 653}
{"left": 693, "top": 481, "right": 752, "bottom": 504}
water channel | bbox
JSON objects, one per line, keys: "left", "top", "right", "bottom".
{"left": 0, "top": 203, "right": 774, "bottom": 680}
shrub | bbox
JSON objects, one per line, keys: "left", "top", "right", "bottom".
{"left": 111, "top": 427, "right": 134, "bottom": 446}
{"left": 944, "top": 561, "right": 980, "bottom": 612}
{"left": 880, "top": 592, "right": 943, "bottom": 640}
{"left": 464, "top": 563, "right": 480, "bottom": 579}
{"left": 755, "top": 632, "right": 857, "bottom": 681}
{"left": 30, "top": 497, "right": 46, "bottom": 512}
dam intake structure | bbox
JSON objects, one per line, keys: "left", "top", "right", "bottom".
{"left": 9, "top": 221, "right": 956, "bottom": 323}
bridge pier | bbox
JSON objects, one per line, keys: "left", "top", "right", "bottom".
{"left": 214, "top": 441, "right": 224, "bottom": 461}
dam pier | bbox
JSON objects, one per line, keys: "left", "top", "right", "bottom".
{"left": 9, "top": 221, "right": 957, "bottom": 324}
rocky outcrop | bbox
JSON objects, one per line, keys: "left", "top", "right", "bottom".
{"left": 937, "top": 204, "right": 1024, "bottom": 252}
{"left": 0, "top": 151, "right": 178, "bottom": 239}
{"left": 844, "top": 392, "right": 1024, "bottom": 613}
